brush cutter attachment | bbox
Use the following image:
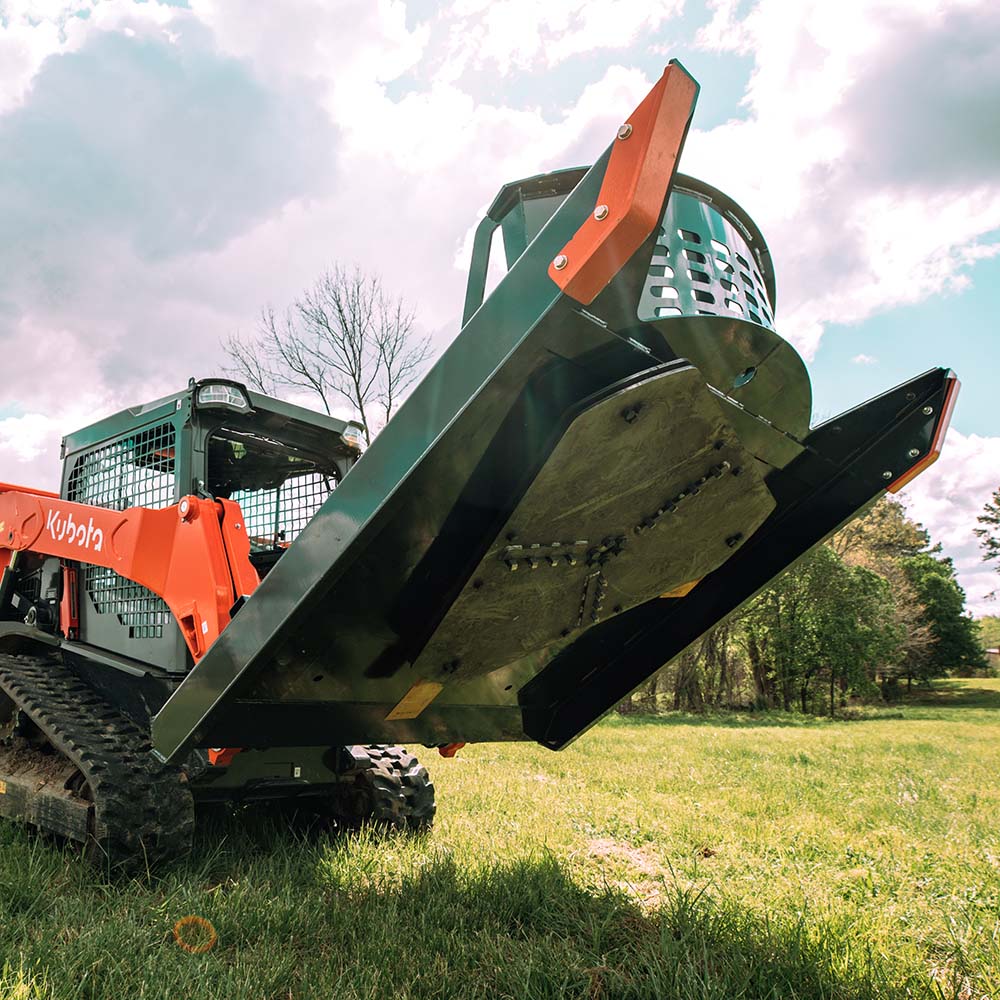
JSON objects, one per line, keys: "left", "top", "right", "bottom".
{"left": 150, "top": 62, "right": 957, "bottom": 762}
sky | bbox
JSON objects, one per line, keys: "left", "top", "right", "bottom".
{"left": 1, "top": 0, "right": 998, "bottom": 613}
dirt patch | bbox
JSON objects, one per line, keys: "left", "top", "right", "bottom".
{"left": 1, "top": 738, "right": 77, "bottom": 786}
{"left": 587, "top": 837, "right": 662, "bottom": 877}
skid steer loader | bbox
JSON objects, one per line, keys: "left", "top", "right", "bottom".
{"left": 0, "top": 62, "right": 958, "bottom": 867}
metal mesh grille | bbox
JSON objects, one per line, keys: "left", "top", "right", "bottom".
{"left": 67, "top": 423, "right": 176, "bottom": 510}
{"left": 231, "top": 472, "right": 335, "bottom": 548}
{"left": 638, "top": 191, "right": 775, "bottom": 329}
{"left": 83, "top": 567, "right": 174, "bottom": 639}
{"left": 67, "top": 422, "right": 176, "bottom": 639}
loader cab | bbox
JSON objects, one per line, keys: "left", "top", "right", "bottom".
{"left": 198, "top": 382, "right": 362, "bottom": 576}
{"left": 60, "top": 378, "right": 362, "bottom": 672}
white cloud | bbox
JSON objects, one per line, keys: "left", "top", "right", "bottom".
{"left": 0, "top": 2, "right": 667, "bottom": 467}
{"left": 439, "top": 0, "right": 683, "bottom": 77}
{"left": 0, "top": 0, "right": 186, "bottom": 113}
{"left": 897, "top": 427, "right": 1000, "bottom": 615}
{"left": 851, "top": 353, "right": 878, "bottom": 365}
{"left": 684, "top": 0, "right": 1000, "bottom": 360}
{"left": 0, "top": 16, "right": 340, "bottom": 418}
{"left": 0, "top": 17, "right": 62, "bottom": 113}
{"left": 187, "top": 0, "right": 429, "bottom": 127}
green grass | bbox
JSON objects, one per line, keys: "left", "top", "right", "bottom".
{"left": 2, "top": 679, "right": 1000, "bottom": 999}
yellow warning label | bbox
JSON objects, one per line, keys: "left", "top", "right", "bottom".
{"left": 660, "top": 578, "right": 702, "bottom": 599}
{"left": 386, "top": 679, "right": 444, "bottom": 721}
{"left": 0, "top": 780, "right": 6, "bottom": 795}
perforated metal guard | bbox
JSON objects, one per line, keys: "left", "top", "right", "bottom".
{"left": 231, "top": 472, "right": 336, "bottom": 549}
{"left": 638, "top": 190, "right": 774, "bottom": 328}
{"left": 67, "top": 422, "right": 176, "bottom": 638}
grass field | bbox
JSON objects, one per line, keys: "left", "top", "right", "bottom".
{"left": 2, "top": 679, "right": 1000, "bottom": 1000}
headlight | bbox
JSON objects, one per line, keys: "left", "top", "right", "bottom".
{"left": 341, "top": 424, "right": 365, "bottom": 451}
{"left": 196, "top": 381, "right": 251, "bottom": 411}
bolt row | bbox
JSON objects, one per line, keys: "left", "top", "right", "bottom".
{"left": 503, "top": 540, "right": 589, "bottom": 572}
{"left": 552, "top": 122, "right": 633, "bottom": 273}
{"left": 576, "top": 570, "right": 608, "bottom": 628}
{"left": 634, "top": 461, "right": 731, "bottom": 535}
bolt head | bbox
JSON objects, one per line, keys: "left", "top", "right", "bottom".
{"left": 907, "top": 448, "right": 920, "bottom": 459}
{"left": 594, "top": 204, "right": 609, "bottom": 221}
{"left": 553, "top": 254, "right": 568, "bottom": 270}
{"left": 179, "top": 499, "right": 189, "bottom": 514}
{"left": 922, "top": 406, "right": 934, "bottom": 415}
{"left": 617, "top": 123, "right": 632, "bottom": 140}
{"left": 882, "top": 470, "right": 893, "bottom": 480}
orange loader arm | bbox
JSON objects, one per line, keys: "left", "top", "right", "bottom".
{"left": 0, "top": 483, "right": 259, "bottom": 661}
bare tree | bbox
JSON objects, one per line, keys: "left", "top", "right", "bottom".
{"left": 224, "top": 264, "right": 432, "bottom": 445}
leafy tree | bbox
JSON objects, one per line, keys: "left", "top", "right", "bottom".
{"left": 831, "top": 496, "right": 930, "bottom": 563}
{"left": 975, "top": 487, "right": 1000, "bottom": 599}
{"left": 832, "top": 497, "right": 935, "bottom": 688}
{"left": 903, "top": 554, "right": 987, "bottom": 676}
{"left": 694, "top": 619, "right": 740, "bottom": 708}
{"left": 978, "top": 615, "right": 1000, "bottom": 650}
{"left": 740, "top": 546, "right": 902, "bottom": 713}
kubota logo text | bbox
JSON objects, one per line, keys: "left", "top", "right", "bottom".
{"left": 47, "top": 509, "right": 104, "bottom": 552}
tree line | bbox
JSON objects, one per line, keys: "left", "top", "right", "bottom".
{"left": 619, "top": 497, "right": 987, "bottom": 717}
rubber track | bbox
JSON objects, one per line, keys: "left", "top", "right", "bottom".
{"left": 0, "top": 652, "right": 194, "bottom": 870}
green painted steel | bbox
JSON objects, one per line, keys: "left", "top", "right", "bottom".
{"left": 152, "top": 148, "right": 621, "bottom": 760}
{"left": 463, "top": 167, "right": 587, "bottom": 326}
{"left": 462, "top": 168, "right": 807, "bottom": 443}
{"left": 62, "top": 383, "right": 357, "bottom": 461}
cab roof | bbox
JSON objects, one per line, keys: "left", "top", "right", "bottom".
{"left": 61, "top": 379, "right": 357, "bottom": 458}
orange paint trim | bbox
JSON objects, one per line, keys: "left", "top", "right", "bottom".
{"left": 217, "top": 498, "right": 261, "bottom": 600}
{"left": 660, "top": 578, "right": 702, "bottom": 599}
{"left": 548, "top": 61, "right": 699, "bottom": 305}
{"left": 0, "top": 482, "right": 58, "bottom": 499}
{"left": 0, "top": 489, "right": 259, "bottom": 662}
{"left": 887, "top": 376, "right": 960, "bottom": 494}
{"left": 207, "top": 747, "right": 242, "bottom": 767}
